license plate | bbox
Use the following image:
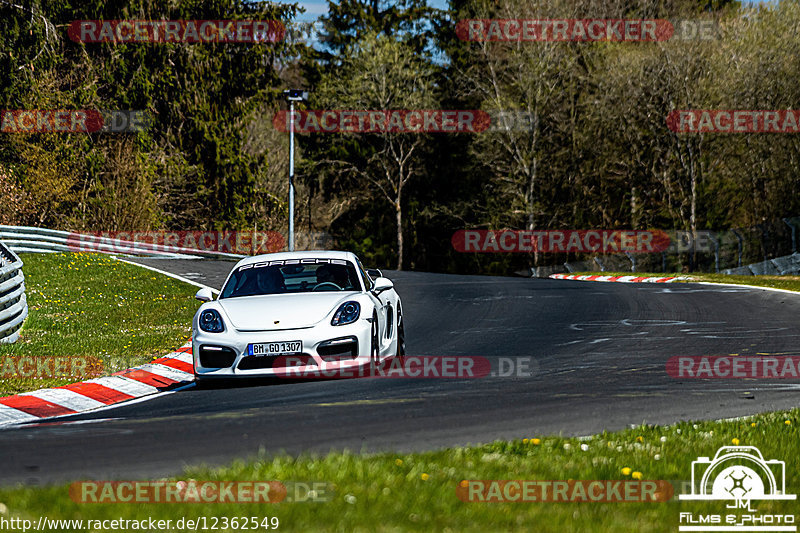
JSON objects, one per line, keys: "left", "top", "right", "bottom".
{"left": 247, "top": 341, "right": 302, "bottom": 357}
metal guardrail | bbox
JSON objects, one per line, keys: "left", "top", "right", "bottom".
{"left": 722, "top": 252, "right": 800, "bottom": 276}
{"left": 547, "top": 219, "right": 800, "bottom": 277}
{"left": 0, "top": 226, "right": 245, "bottom": 260}
{"left": 0, "top": 241, "right": 27, "bottom": 344}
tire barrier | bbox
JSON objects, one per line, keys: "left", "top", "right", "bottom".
{"left": 0, "top": 241, "right": 27, "bottom": 344}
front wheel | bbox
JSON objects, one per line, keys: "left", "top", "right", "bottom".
{"left": 370, "top": 311, "right": 380, "bottom": 370}
{"left": 395, "top": 306, "right": 406, "bottom": 360}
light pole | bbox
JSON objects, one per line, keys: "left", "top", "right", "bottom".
{"left": 283, "top": 89, "right": 307, "bottom": 252}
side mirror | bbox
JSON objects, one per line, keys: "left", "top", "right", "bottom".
{"left": 195, "top": 287, "right": 214, "bottom": 302}
{"left": 367, "top": 268, "right": 383, "bottom": 279}
{"left": 372, "top": 277, "right": 393, "bottom": 294}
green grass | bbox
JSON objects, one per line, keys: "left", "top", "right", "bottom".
{"left": 1, "top": 258, "right": 799, "bottom": 531}
{"left": 0, "top": 253, "right": 198, "bottom": 396}
{"left": 682, "top": 272, "right": 800, "bottom": 292}
{"left": 0, "top": 411, "right": 797, "bottom": 532}
{"left": 567, "top": 271, "right": 800, "bottom": 292}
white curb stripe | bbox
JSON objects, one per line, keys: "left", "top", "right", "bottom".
{"left": 131, "top": 363, "right": 193, "bottom": 382}
{"left": 85, "top": 376, "right": 160, "bottom": 396}
{"left": 0, "top": 404, "right": 37, "bottom": 423}
{"left": 20, "top": 389, "right": 107, "bottom": 412}
{"left": 163, "top": 350, "right": 193, "bottom": 364}
{"left": 48, "top": 382, "right": 197, "bottom": 421}
{"left": 549, "top": 273, "right": 688, "bottom": 283}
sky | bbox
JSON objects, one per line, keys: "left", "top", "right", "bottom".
{"left": 288, "top": 0, "right": 328, "bottom": 22}
{"left": 284, "top": 0, "right": 450, "bottom": 23}
{"left": 279, "top": 0, "right": 762, "bottom": 47}
{"left": 283, "top": 1, "right": 761, "bottom": 25}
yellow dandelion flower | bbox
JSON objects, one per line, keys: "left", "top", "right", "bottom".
{"left": 621, "top": 467, "right": 632, "bottom": 476}
{"left": 632, "top": 472, "right": 643, "bottom": 480}
{"left": 421, "top": 473, "right": 429, "bottom": 481}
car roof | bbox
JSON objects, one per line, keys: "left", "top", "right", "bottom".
{"left": 233, "top": 250, "right": 359, "bottom": 268}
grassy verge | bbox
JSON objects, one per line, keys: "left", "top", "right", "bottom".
{"left": 0, "top": 410, "right": 796, "bottom": 532}
{"left": 682, "top": 272, "right": 800, "bottom": 292}
{"left": 0, "top": 253, "right": 198, "bottom": 396}
{"left": 566, "top": 271, "right": 800, "bottom": 292}
{"left": 1, "top": 259, "right": 798, "bottom": 531}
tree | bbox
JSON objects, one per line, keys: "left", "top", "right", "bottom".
{"left": 318, "top": 0, "right": 441, "bottom": 60}
{"left": 312, "top": 33, "right": 437, "bottom": 269}
{"left": 449, "top": 0, "right": 590, "bottom": 269}
{"left": 0, "top": 0, "right": 304, "bottom": 232}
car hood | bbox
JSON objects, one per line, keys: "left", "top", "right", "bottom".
{"left": 218, "top": 292, "right": 359, "bottom": 331}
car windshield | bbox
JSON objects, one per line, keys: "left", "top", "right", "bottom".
{"left": 220, "top": 259, "right": 362, "bottom": 298}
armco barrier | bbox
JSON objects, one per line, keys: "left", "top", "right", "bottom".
{"left": 0, "top": 241, "right": 27, "bottom": 344}
{"left": 722, "top": 252, "right": 800, "bottom": 276}
{"left": 0, "top": 225, "right": 246, "bottom": 260}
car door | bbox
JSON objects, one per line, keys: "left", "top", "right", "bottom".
{"left": 373, "top": 287, "right": 400, "bottom": 354}
{"left": 356, "top": 258, "right": 390, "bottom": 350}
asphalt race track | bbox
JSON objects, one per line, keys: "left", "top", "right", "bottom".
{"left": 1, "top": 258, "right": 799, "bottom": 485}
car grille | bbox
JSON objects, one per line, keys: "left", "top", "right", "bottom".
{"left": 317, "top": 336, "right": 358, "bottom": 362}
{"left": 237, "top": 353, "right": 317, "bottom": 370}
{"left": 199, "top": 345, "right": 237, "bottom": 368}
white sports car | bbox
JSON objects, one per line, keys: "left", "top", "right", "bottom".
{"left": 192, "top": 251, "right": 404, "bottom": 380}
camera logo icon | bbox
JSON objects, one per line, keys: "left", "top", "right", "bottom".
{"left": 680, "top": 446, "right": 796, "bottom": 501}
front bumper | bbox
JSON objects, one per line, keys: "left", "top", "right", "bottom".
{"left": 192, "top": 318, "right": 373, "bottom": 378}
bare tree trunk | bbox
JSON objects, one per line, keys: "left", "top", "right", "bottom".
{"left": 688, "top": 142, "right": 698, "bottom": 271}
{"left": 526, "top": 165, "right": 538, "bottom": 265}
{"left": 395, "top": 186, "right": 403, "bottom": 271}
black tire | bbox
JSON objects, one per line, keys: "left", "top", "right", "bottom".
{"left": 370, "top": 311, "right": 380, "bottom": 370}
{"left": 193, "top": 374, "right": 211, "bottom": 389}
{"left": 396, "top": 306, "right": 406, "bottom": 360}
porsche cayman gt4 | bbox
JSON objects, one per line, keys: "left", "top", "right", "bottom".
{"left": 192, "top": 251, "right": 404, "bottom": 380}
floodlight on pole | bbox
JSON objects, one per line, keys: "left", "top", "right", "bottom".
{"left": 282, "top": 89, "right": 308, "bottom": 252}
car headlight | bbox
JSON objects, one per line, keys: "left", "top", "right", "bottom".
{"left": 331, "top": 301, "right": 360, "bottom": 326}
{"left": 199, "top": 309, "right": 225, "bottom": 333}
